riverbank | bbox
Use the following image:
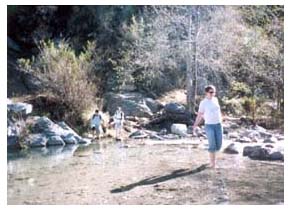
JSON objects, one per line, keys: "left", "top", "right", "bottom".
{"left": 7, "top": 139, "right": 283, "bottom": 205}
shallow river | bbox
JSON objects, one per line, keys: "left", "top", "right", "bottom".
{"left": 7, "top": 139, "right": 284, "bottom": 204}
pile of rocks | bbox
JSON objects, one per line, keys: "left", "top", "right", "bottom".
{"left": 7, "top": 99, "right": 91, "bottom": 149}
{"left": 222, "top": 121, "right": 284, "bottom": 162}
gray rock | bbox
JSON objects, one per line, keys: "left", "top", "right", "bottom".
{"left": 263, "top": 136, "right": 277, "bottom": 143}
{"left": 243, "top": 145, "right": 271, "bottom": 160}
{"left": 235, "top": 136, "right": 252, "bottom": 143}
{"left": 7, "top": 136, "right": 20, "bottom": 149}
{"left": 63, "top": 134, "right": 78, "bottom": 144}
{"left": 164, "top": 103, "right": 186, "bottom": 114}
{"left": 223, "top": 143, "right": 239, "bottom": 154}
{"left": 269, "top": 151, "right": 284, "bottom": 161}
{"left": 258, "top": 130, "right": 273, "bottom": 138}
{"left": 78, "top": 138, "right": 92, "bottom": 144}
{"left": 163, "top": 133, "right": 181, "bottom": 140}
{"left": 32, "top": 116, "right": 55, "bottom": 133}
{"left": 27, "top": 134, "right": 48, "bottom": 147}
{"left": 265, "top": 144, "right": 274, "bottom": 148}
{"left": 229, "top": 123, "right": 240, "bottom": 129}
{"left": 276, "top": 135, "right": 284, "bottom": 141}
{"left": 129, "top": 130, "right": 147, "bottom": 138}
{"left": 7, "top": 102, "right": 33, "bottom": 116}
{"left": 244, "top": 130, "right": 261, "bottom": 139}
{"left": 145, "top": 98, "right": 164, "bottom": 113}
{"left": 171, "top": 124, "right": 188, "bottom": 137}
{"left": 158, "top": 128, "right": 168, "bottom": 135}
{"left": 149, "top": 134, "right": 164, "bottom": 140}
{"left": 248, "top": 147, "right": 271, "bottom": 160}
{"left": 57, "top": 121, "right": 83, "bottom": 142}
{"left": 47, "top": 135, "right": 65, "bottom": 146}
{"left": 228, "top": 132, "right": 239, "bottom": 139}
{"left": 243, "top": 146, "right": 262, "bottom": 157}
{"left": 7, "top": 120, "right": 22, "bottom": 148}
{"left": 104, "top": 92, "right": 154, "bottom": 118}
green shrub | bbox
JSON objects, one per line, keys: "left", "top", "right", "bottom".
{"left": 18, "top": 40, "right": 98, "bottom": 125}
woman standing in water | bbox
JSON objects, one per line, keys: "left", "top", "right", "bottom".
{"left": 193, "top": 85, "right": 223, "bottom": 168}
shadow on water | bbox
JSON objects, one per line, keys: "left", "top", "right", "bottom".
{"left": 111, "top": 164, "right": 208, "bottom": 193}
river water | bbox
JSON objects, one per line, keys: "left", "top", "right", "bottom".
{"left": 7, "top": 139, "right": 284, "bottom": 204}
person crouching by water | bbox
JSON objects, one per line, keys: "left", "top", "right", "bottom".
{"left": 193, "top": 85, "right": 223, "bottom": 169}
{"left": 113, "top": 107, "right": 125, "bottom": 141}
{"left": 90, "top": 109, "right": 103, "bottom": 140}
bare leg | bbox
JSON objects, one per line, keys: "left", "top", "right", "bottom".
{"left": 209, "top": 152, "right": 216, "bottom": 168}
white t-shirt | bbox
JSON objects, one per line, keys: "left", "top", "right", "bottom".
{"left": 198, "top": 97, "right": 222, "bottom": 124}
{"left": 114, "top": 111, "right": 124, "bottom": 122}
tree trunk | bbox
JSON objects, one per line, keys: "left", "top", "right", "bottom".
{"left": 186, "top": 7, "right": 194, "bottom": 113}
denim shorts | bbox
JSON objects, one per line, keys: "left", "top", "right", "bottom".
{"left": 205, "top": 123, "right": 223, "bottom": 152}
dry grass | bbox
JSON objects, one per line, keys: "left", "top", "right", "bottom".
{"left": 156, "top": 89, "right": 187, "bottom": 105}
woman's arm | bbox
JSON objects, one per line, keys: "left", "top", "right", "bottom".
{"left": 193, "top": 112, "right": 204, "bottom": 132}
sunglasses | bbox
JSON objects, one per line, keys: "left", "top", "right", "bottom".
{"left": 208, "top": 91, "right": 215, "bottom": 94}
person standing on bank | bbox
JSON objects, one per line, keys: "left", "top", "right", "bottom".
{"left": 193, "top": 85, "right": 223, "bottom": 169}
{"left": 113, "top": 107, "right": 125, "bottom": 141}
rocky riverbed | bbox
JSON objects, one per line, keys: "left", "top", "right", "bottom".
{"left": 7, "top": 139, "right": 283, "bottom": 205}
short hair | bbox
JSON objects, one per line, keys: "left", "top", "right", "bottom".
{"left": 205, "top": 85, "right": 216, "bottom": 93}
{"left": 95, "top": 109, "right": 99, "bottom": 112}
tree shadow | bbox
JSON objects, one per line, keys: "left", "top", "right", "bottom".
{"left": 110, "top": 164, "right": 208, "bottom": 193}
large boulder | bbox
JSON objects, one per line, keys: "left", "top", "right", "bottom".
{"left": 164, "top": 103, "right": 186, "bottom": 114}
{"left": 57, "top": 121, "right": 83, "bottom": 143}
{"left": 104, "top": 92, "right": 156, "bottom": 118}
{"left": 32, "top": 116, "right": 55, "bottom": 133}
{"left": 171, "top": 124, "right": 188, "bottom": 137}
{"left": 30, "top": 117, "right": 86, "bottom": 146}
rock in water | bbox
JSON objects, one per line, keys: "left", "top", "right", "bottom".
{"left": 171, "top": 124, "right": 188, "bottom": 137}
{"left": 62, "top": 133, "right": 78, "bottom": 144}
{"left": 47, "top": 135, "right": 65, "bottom": 146}
{"left": 27, "top": 134, "right": 48, "bottom": 147}
{"left": 7, "top": 100, "right": 33, "bottom": 149}
{"left": 57, "top": 121, "right": 83, "bottom": 143}
{"left": 223, "top": 143, "right": 239, "bottom": 154}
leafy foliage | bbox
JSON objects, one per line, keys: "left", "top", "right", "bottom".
{"left": 18, "top": 40, "right": 98, "bottom": 125}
